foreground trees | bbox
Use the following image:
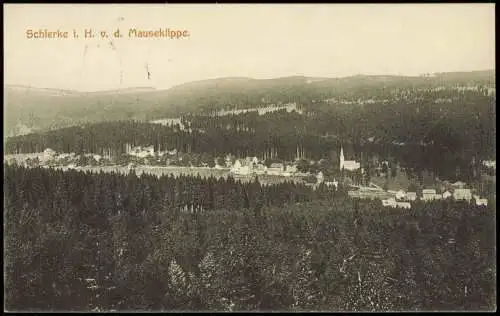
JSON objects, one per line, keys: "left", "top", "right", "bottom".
{"left": 4, "top": 165, "right": 496, "bottom": 311}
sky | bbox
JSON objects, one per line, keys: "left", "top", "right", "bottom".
{"left": 4, "top": 3, "right": 496, "bottom": 92}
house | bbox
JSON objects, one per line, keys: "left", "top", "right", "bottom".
{"left": 395, "top": 190, "right": 406, "bottom": 200}
{"left": 128, "top": 145, "right": 155, "bottom": 158}
{"left": 58, "top": 153, "right": 72, "bottom": 159}
{"left": 340, "top": 146, "right": 360, "bottom": 171}
{"left": 454, "top": 188, "right": 472, "bottom": 201}
{"left": 396, "top": 202, "right": 411, "bottom": 209}
{"left": 482, "top": 160, "right": 496, "bottom": 169}
{"left": 254, "top": 162, "right": 267, "bottom": 175}
{"left": 442, "top": 191, "right": 452, "bottom": 199}
{"left": 230, "top": 159, "right": 253, "bottom": 175}
{"left": 245, "top": 156, "right": 259, "bottom": 166}
{"left": 168, "top": 149, "right": 178, "bottom": 156}
{"left": 382, "top": 198, "right": 397, "bottom": 207}
{"left": 43, "top": 148, "right": 56, "bottom": 160}
{"left": 388, "top": 189, "right": 406, "bottom": 200}
{"left": 267, "top": 163, "right": 285, "bottom": 175}
{"left": 422, "top": 189, "right": 441, "bottom": 201}
{"left": 422, "top": 189, "right": 436, "bottom": 195}
{"left": 406, "top": 192, "right": 417, "bottom": 201}
{"left": 475, "top": 198, "right": 488, "bottom": 206}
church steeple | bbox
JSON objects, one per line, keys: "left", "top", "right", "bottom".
{"left": 340, "top": 145, "right": 344, "bottom": 170}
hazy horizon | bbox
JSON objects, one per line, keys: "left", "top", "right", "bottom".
{"left": 4, "top": 4, "right": 495, "bottom": 92}
{"left": 4, "top": 68, "right": 496, "bottom": 93}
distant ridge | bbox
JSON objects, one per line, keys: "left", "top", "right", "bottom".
{"left": 6, "top": 85, "right": 78, "bottom": 95}
{"left": 5, "top": 69, "right": 494, "bottom": 93}
{"left": 5, "top": 84, "right": 158, "bottom": 96}
{"left": 4, "top": 69, "right": 495, "bottom": 137}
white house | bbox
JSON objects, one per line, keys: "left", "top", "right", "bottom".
{"left": 395, "top": 190, "right": 407, "bottom": 200}
{"left": 422, "top": 189, "right": 441, "bottom": 201}
{"left": 231, "top": 159, "right": 253, "bottom": 175}
{"left": 267, "top": 163, "right": 285, "bottom": 175}
{"left": 168, "top": 149, "right": 178, "bottom": 156}
{"left": 422, "top": 189, "right": 436, "bottom": 200}
{"left": 128, "top": 145, "right": 155, "bottom": 158}
{"left": 442, "top": 191, "right": 452, "bottom": 199}
{"left": 254, "top": 163, "right": 267, "bottom": 175}
{"left": 245, "top": 156, "right": 259, "bottom": 166}
{"left": 454, "top": 188, "right": 472, "bottom": 202}
{"left": 476, "top": 198, "right": 488, "bottom": 206}
{"left": 482, "top": 160, "right": 496, "bottom": 169}
{"left": 406, "top": 192, "right": 417, "bottom": 201}
{"left": 382, "top": 198, "right": 411, "bottom": 209}
{"left": 388, "top": 189, "right": 407, "bottom": 200}
{"left": 382, "top": 198, "right": 397, "bottom": 207}
{"left": 396, "top": 202, "right": 411, "bottom": 209}
{"left": 43, "top": 148, "right": 56, "bottom": 160}
{"left": 340, "top": 146, "right": 360, "bottom": 171}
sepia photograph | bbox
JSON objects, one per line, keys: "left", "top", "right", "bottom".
{"left": 3, "top": 3, "right": 496, "bottom": 312}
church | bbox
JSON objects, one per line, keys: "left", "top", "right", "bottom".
{"left": 340, "top": 146, "right": 360, "bottom": 171}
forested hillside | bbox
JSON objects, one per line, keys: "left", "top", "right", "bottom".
{"left": 4, "top": 164, "right": 496, "bottom": 311}
{"left": 4, "top": 70, "right": 495, "bottom": 136}
{"left": 5, "top": 84, "right": 495, "bottom": 182}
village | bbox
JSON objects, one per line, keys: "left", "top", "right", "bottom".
{"left": 224, "top": 145, "right": 491, "bottom": 209}
{"left": 5, "top": 142, "right": 492, "bottom": 211}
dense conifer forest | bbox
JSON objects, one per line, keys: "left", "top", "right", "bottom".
{"left": 4, "top": 164, "right": 496, "bottom": 311}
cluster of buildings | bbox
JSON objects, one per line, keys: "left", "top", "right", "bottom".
{"left": 5, "top": 148, "right": 108, "bottom": 168}
{"left": 340, "top": 145, "right": 491, "bottom": 209}
{"left": 348, "top": 182, "right": 489, "bottom": 209}
{"left": 125, "top": 144, "right": 178, "bottom": 158}
{"left": 229, "top": 156, "right": 300, "bottom": 177}
{"left": 483, "top": 160, "right": 496, "bottom": 170}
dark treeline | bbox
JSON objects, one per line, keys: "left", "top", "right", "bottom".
{"left": 4, "top": 164, "right": 495, "bottom": 311}
{"left": 3, "top": 164, "right": 322, "bottom": 219}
